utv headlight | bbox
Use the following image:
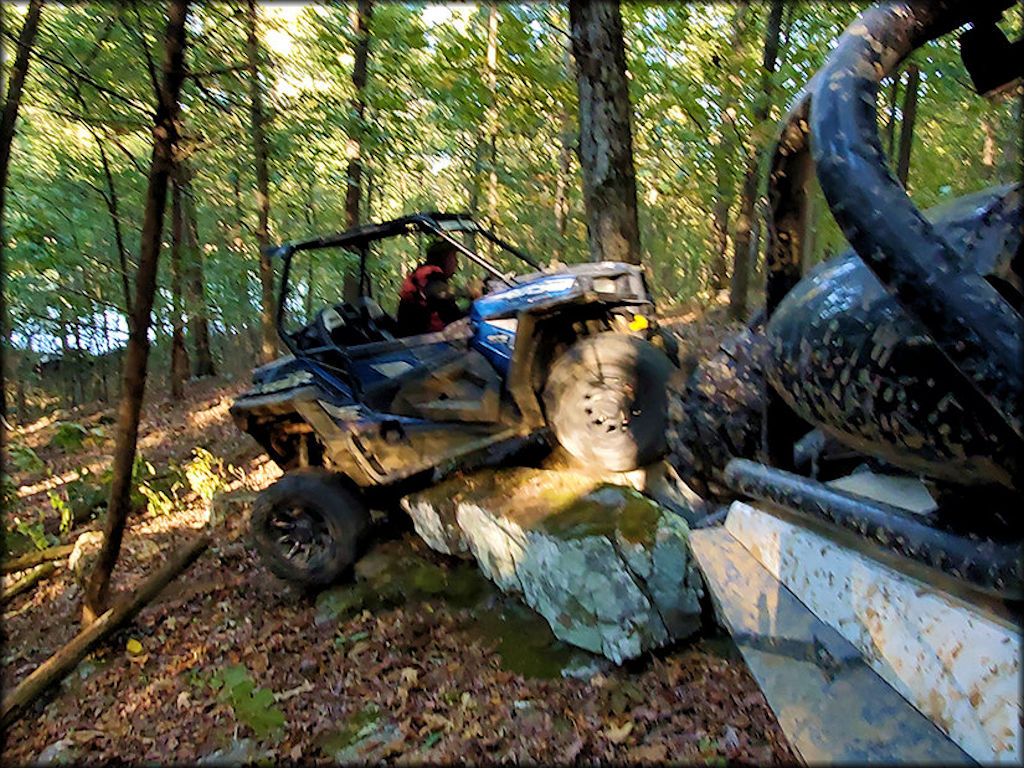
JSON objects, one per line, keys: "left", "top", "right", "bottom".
{"left": 592, "top": 277, "right": 618, "bottom": 293}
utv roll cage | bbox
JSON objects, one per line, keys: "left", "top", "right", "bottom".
{"left": 266, "top": 212, "right": 543, "bottom": 354}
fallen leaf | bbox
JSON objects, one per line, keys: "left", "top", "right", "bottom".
{"left": 629, "top": 743, "right": 667, "bottom": 762}
{"left": 275, "top": 679, "right": 314, "bottom": 702}
{"left": 126, "top": 639, "right": 143, "bottom": 654}
{"left": 400, "top": 667, "right": 419, "bottom": 686}
{"left": 70, "top": 730, "right": 105, "bottom": 743}
{"left": 604, "top": 720, "right": 634, "bottom": 744}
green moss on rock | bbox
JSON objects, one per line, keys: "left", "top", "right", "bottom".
{"left": 538, "top": 484, "right": 662, "bottom": 547}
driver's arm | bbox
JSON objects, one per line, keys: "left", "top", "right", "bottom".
{"left": 423, "top": 275, "right": 466, "bottom": 323}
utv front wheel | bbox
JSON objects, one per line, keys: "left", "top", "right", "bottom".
{"left": 544, "top": 334, "right": 675, "bottom": 472}
{"left": 250, "top": 470, "right": 370, "bottom": 587}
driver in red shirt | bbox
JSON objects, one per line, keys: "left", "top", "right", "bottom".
{"left": 396, "top": 239, "right": 467, "bottom": 336}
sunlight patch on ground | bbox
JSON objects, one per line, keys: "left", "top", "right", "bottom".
{"left": 130, "top": 497, "right": 210, "bottom": 537}
{"left": 17, "top": 457, "right": 111, "bottom": 499}
{"left": 14, "top": 411, "right": 60, "bottom": 439}
{"left": 236, "top": 456, "right": 283, "bottom": 492}
{"left": 186, "top": 398, "right": 232, "bottom": 431}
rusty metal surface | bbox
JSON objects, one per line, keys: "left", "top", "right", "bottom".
{"left": 690, "top": 524, "right": 972, "bottom": 765}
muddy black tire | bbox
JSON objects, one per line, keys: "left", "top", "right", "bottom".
{"left": 250, "top": 469, "right": 370, "bottom": 587}
{"left": 666, "top": 328, "right": 768, "bottom": 498}
{"left": 543, "top": 334, "right": 675, "bottom": 472}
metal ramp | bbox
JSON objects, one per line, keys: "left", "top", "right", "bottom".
{"left": 690, "top": 501, "right": 1021, "bottom": 764}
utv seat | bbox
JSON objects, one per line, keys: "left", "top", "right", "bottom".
{"left": 358, "top": 297, "right": 398, "bottom": 340}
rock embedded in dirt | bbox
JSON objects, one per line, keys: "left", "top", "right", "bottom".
{"left": 402, "top": 466, "right": 705, "bottom": 664}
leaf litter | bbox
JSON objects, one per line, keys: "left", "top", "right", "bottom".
{"left": 3, "top": 325, "right": 793, "bottom": 764}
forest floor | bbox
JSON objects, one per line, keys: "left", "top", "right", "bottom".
{"left": 2, "top": 303, "right": 797, "bottom": 765}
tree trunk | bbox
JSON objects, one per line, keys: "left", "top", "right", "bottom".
{"left": 179, "top": 165, "right": 215, "bottom": 377}
{"left": 883, "top": 72, "right": 901, "bottom": 161}
{"left": 981, "top": 112, "right": 997, "bottom": 182}
{"left": 342, "top": 0, "right": 372, "bottom": 304}
{"left": 484, "top": 2, "right": 499, "bottom": 259}
{"left": 345, "top": 0, "right": 372, "bottom": 229}
{"left": 729, "top": 0, "right": 783, "bottom": 321}
{"left": 7, "top": 535, "right": 208, "bottom": 727}
{"left": 245, "top": 0, "right": 278, "bottom": 365}
{"left": 82, "top": 0, "right": 188, "bottom": 626}
{"left": 169, "top": 174, "right": 189, "bottom": 399}
{"left": 709, "top": 177, "right": 730, "bottom": 292}
{"left": 553, "top": 31, "right": 575, "bottom": 261}
{"left": 2, "top": 543, "right": 74, "bottom": 574}
{"left": 569, "top": 0, "right": 641, "bottom": 265}
{"left": 896, "top": 63, "right": 920, "bottom": 189}
{"left": 0, "top": 0, "right": 43, "bottom": 423}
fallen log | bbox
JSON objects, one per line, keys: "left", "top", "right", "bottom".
{"left": 0, "top": 534, "right": 209, "bottom": 727}
{"left": 2, "top": 562, "right": 57, "bottom": 605}
{"left": 2, "top": 544, "right": 74, "bottom": 575}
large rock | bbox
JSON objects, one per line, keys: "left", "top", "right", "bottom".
{"left": 401, "top": 466, "right": 705, "bottom": 664}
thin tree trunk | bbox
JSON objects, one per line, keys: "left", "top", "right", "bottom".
{"left": 569, "top": 0, "right": 640, "bottom": 264}
{"left": 342, "top": 0, "right": 372, "bottom": 304}
{"left": 169, "top": 174, "right": 189, "bottom": 399}
{"left": 345, "top": 0, "right": 372, "bottom": 229}
{"left": 179, "top": 166, "right": 215, "bottom": 377}
{"left": 0, "top": 0, "right": 44, "bottom": 423}
{"left": 82, "top": 0, "right": 188, "bottom": 626}
{"left": 709, "top": 179, "right": 730, "bottom": 292}
{"left": 981, "top": 113, "right": 997, "bottom": 182}
{"left": 729, "top": 0, "right": 783, "bottom": 320}
{"left": 245, "top": 0, "right": 277, "bottom": 364}
{"left": 484, "top": 2, "right": 499, "bottom": 259}
{"left": 883, "top": 72, "right": 901, "bottom": 161}
{"left": 99, "top": 311, "right": 110, "bottom": 403}
{"left": 553, "top": 31, "right": 575, "bottom": 261}
{"left": 0, "top": 0, "right": 42, "bottom": 213}
{"left": 896, "top": 63, "right": 920, "bottom": 189}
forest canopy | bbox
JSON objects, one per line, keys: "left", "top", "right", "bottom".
{"left": 2, "top": 1, "right": 1020, "bottom": 410}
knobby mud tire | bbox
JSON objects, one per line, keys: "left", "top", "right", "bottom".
{"left": 250, "top": 469, "right": 370, "bottom": 587}
{"left": 544, "top": 334, "right": 675, "bottom": 473}
{"left": 666, "top": 328, "right": 769, "bottom": 499}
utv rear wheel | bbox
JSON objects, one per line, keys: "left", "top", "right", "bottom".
{"left": 544, "top": 334, "right": 675, "bottom": 472}
{"left": 250, "top": 469, "right": 370, "bottom": 587}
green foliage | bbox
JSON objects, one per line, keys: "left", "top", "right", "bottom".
{"left": 11, "top": 514, "right": 56, "bottom": 552}
{"left": 50, "top": 422, "right": 104, "bottom": 452}
{"left": 138, "top": 482, "right": 175, "bottom": 517}
{"left": 208, "top": 664, "right": 286, "bottom": 739}
{"left": 1, "top": 473, "right": 18, "bottom": 510}
{"left": 8, "top": 444, "right": 43, "bottom": 474}
{"left": 48, "top": 490, "right": 73, "bottom": 535}
{"left": 64, "top": 466, "right": 109, "bottom": 521}
{"left": 5, "top": 0, "right": 1019, "bottom": 392}
{"left": 184, "top": 447, "right": 229, "bottom": 505}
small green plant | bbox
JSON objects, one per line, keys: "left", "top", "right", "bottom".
{"left": 1, "top": 472, "right": 18, "bottom": 510}
{"left": 9, "top": 444, "right": 43, "bottom": 473}
{"left": 12, "top": 514, "right": 55, "bottom": 551}
{"left": 138, "top": 482, "right": 175, "bottom": 517}
{"left": 208, "top": 664, "right": 285, "bottom": 738}
{"left": 184, "top": 447, "right": 228, "bottom": 504}
{"left": 48, "top": 490, "right": 74, "bottom": 535}
{"left": 65, "top": 466, "right": 108, "bottom": 521}
{"left": 50, "top": 422, "right": 103, "bottom": 451}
